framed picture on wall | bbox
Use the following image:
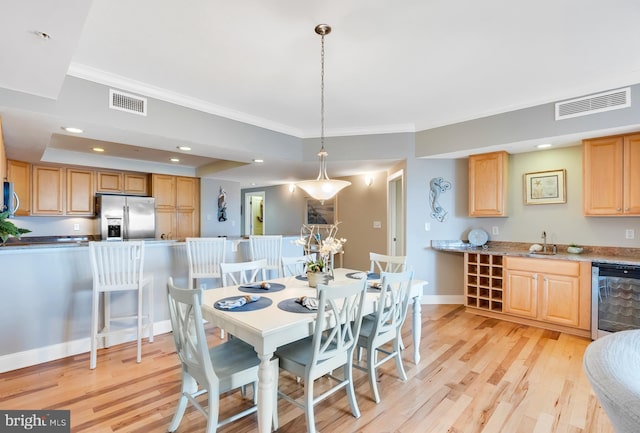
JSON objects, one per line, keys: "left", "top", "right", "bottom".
{"left": 523, "top": 169, "right": 566, "bottom": 205}
{"left": 305, "top": 198, "right": 336, "bottom": 225}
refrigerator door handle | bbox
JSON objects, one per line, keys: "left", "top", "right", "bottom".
{"left": 123, "top": 205, "right": 129, "bottom": 239}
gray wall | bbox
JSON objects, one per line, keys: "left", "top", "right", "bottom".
{"left": 200, "top": 178, "right": 241, "bottom": 237}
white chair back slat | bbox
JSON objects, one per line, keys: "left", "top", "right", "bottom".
{"left": 369, "top": 252, "right": 407, "bottom": 274}
{"left": 186, "top": 237, "right": 227, "bottom": 289}
{"left": 249, "top": 235, "right": 283, "bottom": 277}
{"left": 90, "top": 241, "right": 144, "bottom": 291}
{"left": 220, "top": 259, "right": 268, "bottom": 286}
{"left": 281, "top": 254, "right": 315, "bottom": 277}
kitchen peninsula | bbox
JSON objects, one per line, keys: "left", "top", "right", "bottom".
{"left": 0, "top": 236, "right": 303, "bottom": 373}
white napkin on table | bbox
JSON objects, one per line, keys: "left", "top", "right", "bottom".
{"left": 240, "top": 282, "right": 271, "bottom": 290}
{"left": 351, "top": 272, "right": 367, "bottom": 279}
{"left": 296, "top": 296, "right": 318, "bottom": 310}
{"left": 217, "top": 295, "right": 260, "bottom": 309}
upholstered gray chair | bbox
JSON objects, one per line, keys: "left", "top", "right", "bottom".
{"left": 583, "top": 330, "right": 640, "bottom": 433}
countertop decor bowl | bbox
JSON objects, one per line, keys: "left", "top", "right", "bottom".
{"left": 567, "top": 246, "right": 584, "bottom": 254}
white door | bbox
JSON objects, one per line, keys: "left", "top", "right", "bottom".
{"left": 244, "top": 192, "right": 265, "bottom": 235}
{"left": 387, "top": 170, "right": 405, "bottom": 255}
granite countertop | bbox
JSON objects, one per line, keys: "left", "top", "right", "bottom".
{"left": 431, "top": 240, "right": 640, "bottom": 266}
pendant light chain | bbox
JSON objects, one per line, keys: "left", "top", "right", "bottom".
{"left": 320, "top": 31, "right": 325, "bottom": 151}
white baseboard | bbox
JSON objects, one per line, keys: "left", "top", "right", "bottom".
{"left": 0, "top": 320, "right": 173, "bottom": 373}
{"left": 420, "top": 295, "right": 464, "bottom": 304}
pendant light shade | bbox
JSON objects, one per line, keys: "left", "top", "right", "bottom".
{"left": 297, "top": 24, "right": 351, "bottom": 202}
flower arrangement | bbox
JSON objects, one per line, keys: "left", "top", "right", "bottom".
{"left": 294, "top": 224, "right": 346, "bottom": 274}
{"left": 305, "top": 237, "right": 347, "bottom": 273}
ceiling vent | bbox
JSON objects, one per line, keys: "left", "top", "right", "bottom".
{"left": 109, "top": 89, "right": 147, "bottom": 116}
{"left": 555, "top": 87, "right": 630, "bottom": 120}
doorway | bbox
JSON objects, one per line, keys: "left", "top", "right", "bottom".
{"left": 387, "top": 170, "right": 405, "bottom": 255}
{"left": 244, "top": 192, "right": 265, "bottom": 235}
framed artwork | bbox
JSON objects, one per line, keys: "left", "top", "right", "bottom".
{"left": 305, "top": 198, "right": 336, "bottom": 225}
{"left": 524, "top": 169, "right": 566, "bottom": 205}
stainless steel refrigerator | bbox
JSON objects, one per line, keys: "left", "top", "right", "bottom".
{"left": 96, "top": 195, "right": 156, "bottom": 240}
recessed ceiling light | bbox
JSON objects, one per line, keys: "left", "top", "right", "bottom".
{"left": 92, "top": 147, "right": 105, "bottom": 152}
{"left": 170, "top": 158, "right": 180, "bottom": 163}
{"left": 62, "top": 127, "right": 83, "bottom": 134}
{"left": 253, "top": 159, "right": 264, "bottom": 163}
{"left": 177, "top": 146, "right": 191, "bottom": 151}
{"left": 536, "top": 143, "right": 552, "bottom": 149}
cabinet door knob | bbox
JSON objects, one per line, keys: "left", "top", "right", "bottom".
{"left": 617, "top": 208, "right": 622, "bottom": 211}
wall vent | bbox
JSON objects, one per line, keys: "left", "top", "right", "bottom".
{"left": 109, "top": 89, "right": 147, "bottom": 116}
{"left": 555, "top": 87, "right": 630, "bottom": 120}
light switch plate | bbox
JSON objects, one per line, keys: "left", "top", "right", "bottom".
{"left": 373, "top": 221, "right": 382, "bottom": 229}
{"left": 73, "top": 224, "right": 80, "bottom": 231}
{"left": 626, "top": 229, "right": 635, "bottom": 240}
{"left": 492, "top": 226, "right": 499, "bottom": 235}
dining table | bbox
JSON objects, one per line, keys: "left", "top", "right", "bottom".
{"left": 200, "top": 267, "right": 427, "bottom": 433}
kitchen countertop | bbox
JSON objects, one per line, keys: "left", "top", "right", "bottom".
{"left": 431, "top": 240, "right": 640, "bottom": 266}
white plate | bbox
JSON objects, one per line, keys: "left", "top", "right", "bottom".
{"left": 468, "top": 229, "right": 489, "bottom": 246}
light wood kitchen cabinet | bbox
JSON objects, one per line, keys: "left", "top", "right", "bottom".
{"left": 468, "top": 151, "right": 509, "bottom": 217}
{"left": 151, "top": 174, "right": 199, "bottom": 239}
{"left": 66, "top": 168, "right": 94, "bottom": 215}
{"left": 176, "top": 176, "right": 197, "bottom": 209}
{"left": 6, "top": 159, "right": 31, "bottom": 216}
{"left": 97, "top": 171, "right": 149, "bottom": 195}
{"left": 504, "top": 257, "right": 590, "bottom": 332}
{"left": 32, "top": 165, "right": 65, "bottom": 215}
{"left": 583, "top": 133, "right": 640, "bottom": 215}
{"left": 155, "top": 208, "right": 176, "bottom": 240}
{"left": 151, "top": 174, "right": 176, "bottom": 209}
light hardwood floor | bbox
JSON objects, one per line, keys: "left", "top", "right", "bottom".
{"left": 0, "top": 305, "right": 614, "bottom": 433}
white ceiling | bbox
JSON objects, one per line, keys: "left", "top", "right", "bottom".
{"left": 1, "top": 0, "right": 640, "bottom": 186}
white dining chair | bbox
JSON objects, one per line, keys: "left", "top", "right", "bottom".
{"left": 88, "top": 241, "right": 154, "bottom": 369}
{"left": 220, "top": 259, "right": 268, "bottom": 286}
{"left": 186, "top": 237, "right": 227, "bottom": 290}
{"left": 354, "top": 270, "right": 414, "bottom": 403}
{"left": 281, "top": 254, "right": 314, "bottom": 277}
{"left": 249, "top": 235, "right": 283, "bottom": 278}
{"left": 275, "top": 278, "right": 367, "bottom": 433}
{"left": 166, "top": 277, "right": 279, "bottom": 433}
{"left": 369, "top": 252, "right": 407, "bottom": 274}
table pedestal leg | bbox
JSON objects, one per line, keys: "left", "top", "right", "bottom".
{"left": 257, "top": 352, "right": 275, "bottom": 433}
{"left": 412, "top": 297, "right": 422, "bottom": 364}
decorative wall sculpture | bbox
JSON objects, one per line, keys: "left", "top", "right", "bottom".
{"left": 429, "top": 177, "right": 451, "bottom": 222}
{"left": 217, "top": 187, "right": 227, "bottom": 222}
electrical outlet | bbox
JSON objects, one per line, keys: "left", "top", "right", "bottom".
{"left": 626, "top": 229, "right": 635, "bottom": 240}
{"left": 492, "top": 226, "right": 499, "bottom": 235}
{"left": 424, "top": 222, "right": 431, "bottom": 231}
{"left": 73, "top": 223, "right": 80, "bottom": 231}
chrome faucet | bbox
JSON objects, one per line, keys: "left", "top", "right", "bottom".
{"left": 541, "top": 231, "right": 547, "bottom": 252}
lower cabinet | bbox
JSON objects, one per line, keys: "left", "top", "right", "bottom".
{"left": 465, "top": 253, "right": 591, "bottom": 337}
{"left": 504, "top": 257, "right": 591, "bottom": 333}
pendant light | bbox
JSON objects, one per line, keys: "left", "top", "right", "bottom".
{"left": 297, "top": 24, "right": 351, "bottom": 203}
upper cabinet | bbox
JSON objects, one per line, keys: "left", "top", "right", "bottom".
{"left": 66, "top": 168, "right": 94, "bottom": 215}
{"left": 96, "top": 171, "right": 149, "bottom": 195}
{"left": 468, "top": 151, "right": 509, "bottom": 217}
{"left": 32, "top": 165, "right": 65, "bottom": 215}
{"left": 151, "top": 174, "right": 200, "bottom": 240}
{"left": 6, "top": 160, "right": 31, "bottom": 216}
{"left": 583, "top": 133, "right": 640, "bottom": 216}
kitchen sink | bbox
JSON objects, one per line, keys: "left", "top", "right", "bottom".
{"left": 529, "top": 251, "right": 556, "bottom": 256}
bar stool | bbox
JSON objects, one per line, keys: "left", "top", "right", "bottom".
{"left": 89, "top": 241, "right": 154, "bottom": 369}
{"left": 249, "top": 235, "right": 283, "bottom": 278}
